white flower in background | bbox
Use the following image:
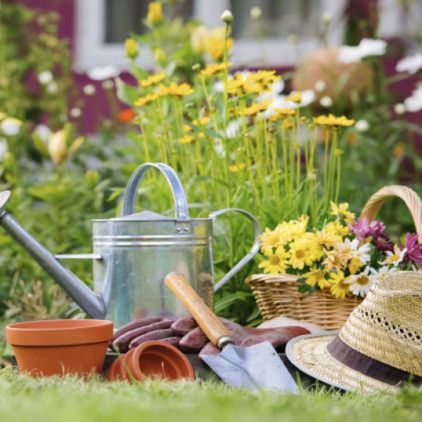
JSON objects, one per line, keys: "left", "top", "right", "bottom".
{"left": 213, "top": 80, "right": 224, "bottom": 93}
{"left": 46, "top": 81, "right": 58, "bottom": 94}
{"left": 379, "top": 245, "right": 407, "bottom": 267}
{"left": 0, "top": 138, "right": 9, "bottom": 161}
{"left": 315, "top": 80, "right": 326, "bottom": 92}
{"left": 338, "top": 46, "right": 362, "bottom": 64}
{"left": 38, "top": 70, "right": 53, "bottom": 85}
{"left": 270, "top": 90, "right": 315, "bottom": 110}
{"left": 34, "top": 124, "right": 51, "bottom": 143}
{"left": 102, "top": 79, "right": 114, "bottom": 90}
{"left": 404, "top": 84, "right": 422, "bottom": 112}
{"left": 70, "top": 107, "right": 82, "bottom": 118}
{"left": 83, "top": 84, "right": 96, "bottom": 96}
{"left": 213, "top": 139, "right": 225, "bottom": 157}
{"left": 87, "top": 66, "right": 119, "bottom": 81}
{"left": 346, "top": 266, "right": 374, "bottom": 297}
{"left": 338, "top": 38, "right": 387, "bottom": 64}
{"left": 220, "top": 10, "right": 233, "bottom": 24}
{"left": 250, "top": 6, "right": 262, "bottom": 20}
{"left": 319, "top": 96, "right": 333, "bottom": 108}
{"left": 321, "top": 12, "right": 332, "bottom": 23}
{"left": 396, "top": 53, "right": 422, "bottom": 74}
{"left": 225, "top": 119, "right": 241, "bottom": 139}
{"left": 394, "top": 103, "right": 406, "bottom": 115}
{"left": 355, "top": 119, "right": 369, "bottom": 132}
{"left": 258, "top": 79, "right": 285, "bottom": 102}
{"left": 0, "top": 118, "right": 22, "bottom": 136}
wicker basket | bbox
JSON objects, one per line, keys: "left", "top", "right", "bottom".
{"left": 246, "top": 185, "right": 422, "bottom": 330}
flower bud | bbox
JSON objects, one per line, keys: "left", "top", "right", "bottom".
{"left": 250, "top": 7, "right": 262, "bottom": 20}
{"left": 124, "top": 38, "right": 139, "bottom": 60}
{"left": 147, "top": 2, "right": 163, "bottom": 24}
{"left": 220, "top": 10, "right": 233, "bottom": 25}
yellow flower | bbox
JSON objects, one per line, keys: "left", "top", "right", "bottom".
{"left": 200, "top": 63, "right": 231, "bottom": 78}
{"left": 258, "top": 247, "right": 290, "bottom": 274}
{"left": 228, "top": 163, "right": 246, "bottom": 173}
{"left": 329, "top": 271, "right": 350, "bottom": 299}
{"left": 285, "top": 92, "right": 302, "bottom": 103}
{"left": 239, "top": 100, "right": 272, "bottom": 117}
{"left": 179, "top": 135, "right": 194, "bottom": 144}
{"left": 324, "top": 249, "right": 344, "bottom": 271}
{"left": 349, "top": 257, "right": 364, "bottom": 274}
{"left": 315, "top": 230, "right": 342, "bottom": 249}
{"left": 330, "top": 202, "right": 355, "bottom": 223}
{"left": 183, "top": 124, "right": 192, "bottom": 133}
{"left": 147, "top": 2, "right": 163, "bottom": 24}
{"left": 158, "top": 83, "right": 193, "bottom": 97}
{"left": 270, "top": 108, "right": 297, "bottom": 121}
{"left": 134, "top": 93, "right": 159, "bottom": 107}
{"left": 139, "top": 73, "right": 165, "bottom": 87}
{"left": 303, "top": 268, "right": 330, "bottom": 289}
{"left": 124, "top": 38, "right": 138, "bottom": 59}
{"left": 282, "top": 118, "right": 295, "bottom": 129}
{"left": 323, "top": 221, "right": 349, "bottom": 237}
{"left": 313, "top": 114, "right": 355, "bottom": 127}
{"left": 260, "top": 227, "right": 282, "bottom": 253}
{"left": 192, "top": 116, "right": 209, "bottom": 125}
{"left": 206, "top": 27, "right": 233, "bottom": 60}
{"left": 289, "top": 236, "right": 321, "bottom": 270}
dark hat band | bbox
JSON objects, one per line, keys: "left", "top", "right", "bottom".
{"left": 327, "top": 336, "right": 422, "bottom": 386}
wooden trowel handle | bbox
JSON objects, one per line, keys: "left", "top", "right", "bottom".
{"left": 165, "top": 272, "right": 232, "bottom": 349}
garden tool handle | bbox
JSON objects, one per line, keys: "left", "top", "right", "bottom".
{"left": 210, "top": 208, "right": 262, "bottom": 292}
{"left": 122, "top": 162, "right": 190, "bottom": 221}
{"left": 165, "top": 272, "right": 232, "bottom": 349}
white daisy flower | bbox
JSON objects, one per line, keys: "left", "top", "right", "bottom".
{"left": 38, "top": 70, "right": 53, "bottom": 85}
{"left": 379, "top": 245, "right": 407, "bottom": 267}
{"left": 87, "top": 66, "right": 119, "bottom": 81}
{"left": 346, "top": 266, "right": 374, "bottom": 297}
{"left": 396, "top": 53, "right": 422, "bottom": 74}
{"left": 0, "top": 118, "right": 22, "bottom": 136}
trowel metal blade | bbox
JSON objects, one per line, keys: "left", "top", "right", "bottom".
{"left": 201, "top": 341, "right": 298, "bottom": 393}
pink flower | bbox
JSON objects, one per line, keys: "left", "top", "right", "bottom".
{"left": 350, "top": 218, "right": 393, "bottom": 252}
{"left": 403, "top": 233, "right": 422, "bottom": 265}
{"left": 350, "top": 218, "right": 385, "bottom": 240}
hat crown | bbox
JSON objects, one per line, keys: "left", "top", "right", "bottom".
{"left": 339, "top": 271, "right": 422, "bottom": 376}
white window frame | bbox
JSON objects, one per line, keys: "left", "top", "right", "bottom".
{"left": 75, "top": 0, "right": 346, "bottom": 71}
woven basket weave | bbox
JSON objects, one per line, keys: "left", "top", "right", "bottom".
{"left": 246, "top": 185, "right": 422, "bottom": 330}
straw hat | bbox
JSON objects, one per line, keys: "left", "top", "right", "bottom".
{"left": 286, "top": 271, "right": 422, "bottom": 392}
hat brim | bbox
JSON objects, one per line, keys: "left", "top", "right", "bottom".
{"left": 286, "top": 332, "right": 398, "bottom": 393}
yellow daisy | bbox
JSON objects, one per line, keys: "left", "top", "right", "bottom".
{"left": 200, "top": 63, "right": 231, "bottom": 78}
{"left": 158, "top": 83, "right": 193, "bottom": 97}
{"left": 303, "top": 268, "right": 330, "bottom": 289}
{"left": 330, "top": 202, "right": 355, "bottom": 223}
{"left": 228, "top": 163, "right": 246, "bottom": 173}
{"left": 139, "top": 73, "right": 165, "bottom": 87}
{"left": 329, "top": 271, "right": 350, "bottom": 299}
{"left": 179, "top": 135, "right": 194, "bottom": 144}
{"left": 260, "top": 227, "right": 281, "bottom": 252}
{"left": 258, "top": 247, "right": 290, "bottom": 274}
{"left": 313, "top": 114, "right": 355, "bottom": 127}
{"left": 134, "top": 93, "right": 159, "bottom": 107}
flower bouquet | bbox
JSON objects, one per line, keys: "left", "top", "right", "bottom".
{"left": 247, "top": 185, "right": 422, "bottom": 329}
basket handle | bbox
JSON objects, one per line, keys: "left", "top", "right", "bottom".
{"left": 360, "top": 185, "right": 422, "bottom": 243}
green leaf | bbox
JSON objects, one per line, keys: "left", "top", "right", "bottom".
{"left": 115, "top": 78, "right": 139, "bottom": 106}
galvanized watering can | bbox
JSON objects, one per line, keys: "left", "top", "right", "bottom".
{"left": 0, "top": 163, "right": 261, "bottom": 328}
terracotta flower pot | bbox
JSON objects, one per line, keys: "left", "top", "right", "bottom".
{"left": 108, "top": 340, "right": 195, "bottom": 382}
{"left": 6, "top": 319, "right": 113, "bottom": 377}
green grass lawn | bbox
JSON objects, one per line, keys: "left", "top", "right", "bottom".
{"left": 0, "top": 369, "right": 421, "bottom": 422}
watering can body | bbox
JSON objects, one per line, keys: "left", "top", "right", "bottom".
{"left": 0, "top": 163, "right": 261, "bottom": 328}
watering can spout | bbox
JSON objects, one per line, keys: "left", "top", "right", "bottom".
{"left": 0, "top": 190, "right": 106, "bottom": 319}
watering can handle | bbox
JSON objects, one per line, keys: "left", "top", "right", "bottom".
{"left": 122, "top": 162, "right": 190, "bottom": 221}
{"left": 210, "top": 208, "right": 262, "bottom": 292}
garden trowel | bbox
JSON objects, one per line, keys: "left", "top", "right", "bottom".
{"left": 164, "top": 272, "right": 298, "bottom": 393}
